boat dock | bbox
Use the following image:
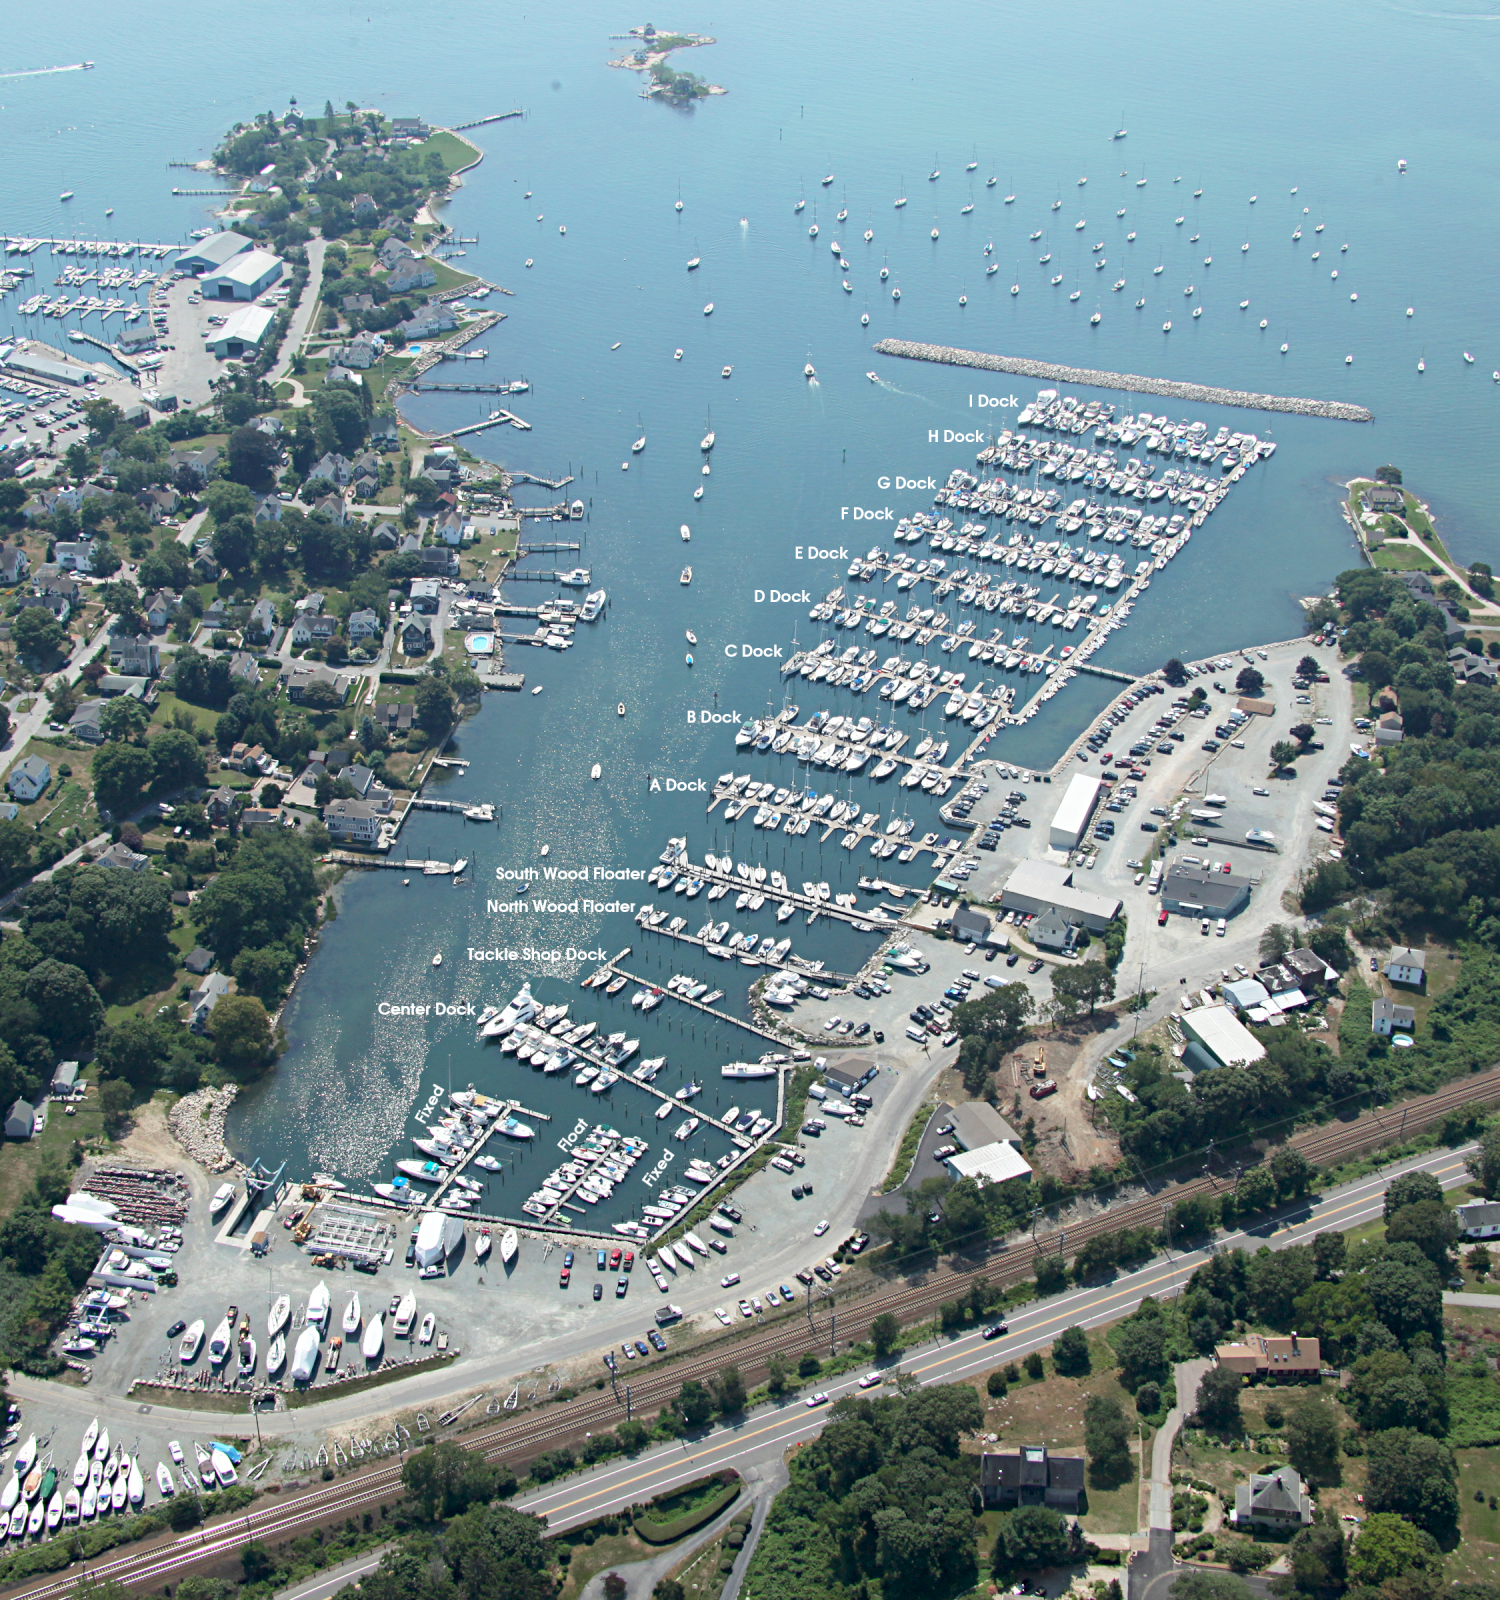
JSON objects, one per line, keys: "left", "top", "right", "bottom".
{"left": 607, "top": 962, "right": 793, "bottom": 1047}
{"left": 649, "top": 853, "right": 909, "bottom": 933}
{"left": 504, "top": 567, "right": 588, "bottom": 583}
{"left": 2, "top": 235, "right": 183, "bottom": 256}
{"left": 450, "top": 110, "right": 525, "bottom": 130}
{"left": 517, "top": 542, "right": 582, "bottom": 555}
{"left": 625, "top": 918, "right": 865, "bottom": 984}
{"left": 433, "top": 411, "right": 531, "bottom": 439}
{"left": 1073, "top": 662, "right": 1138, "bottom": 684}
{"left": 872, "top": 338, "right": 1376, "bottom": 422}
{"left": 327, "top": 852, "right": 459, "bottom": 874}
{"left": 426, "top": 1097, "right": 551, "bottom": 1206}
{"left": 409, "top": 798, "right": 496, "bottom": 820}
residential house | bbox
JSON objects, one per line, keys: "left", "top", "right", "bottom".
{"left": 409, "top": 579, "right": 442, "bottom": 614}
{"left": 278, "top": 662, "right": 350, "bottom": 704}
{"left": 202, "top": 598, "right": 230, "bottom": 630}
{"left": 390, "top": 117, "right": 429, "bottom": 142}
{"left": 96, "top": 840, "right": 148, "bottom": 872}
{"left": 1371, "top": 996, "right": 1416, "bottom": 1036}
{"left": 342, "top": 765, "right": 393, "bottom": 812}
{"left": 1366, "top": 484, "right": 1405, "bottom": 516}
{"left": 7, "top": 756, "right": 50, "bottom": 802}
{"left": 347, "top": 607, "right": 383, "bottom": 643}
{"left": 421, "top": 449, "right": 461, "bottom": 488}
{"left": 323, "top": 798, "right": 384, "bottom": 846}
{"left": 247, "top": 599, "right": 279, "bottom": 640}
{"left": 108, "top": 636, "right": 160, "bottom": 677}
{"left": 329, "top": 331, "right": 382, "bottom": 370}
{"left": 252, "top": 494, "right": 283, "bottom": 523}
{"left": 53, "top": 541, "right": 95, "bottom": 573}
{"left": 98, "top": 675, "right": 149, "bottom": 700}
{"left": 978, "top": 1447, "right": 1085, "bottom": 1512}
{"left": 368, "top": 416, "right": 400, "bottom": 450}
{"left": 4, "top": 1100, "right": 35, "bottom": 1140}
{"left": 135, "top": 486, "right": 179, "bottom": 523}
{"left": 50, "top": 1062, "right": 80, "bottom": 1096}
{"left": 387, "top": 258, "right": 437, "bottom": 294}
{"left": 189, "top": 972, "right": 234, "bottom": 1033}
{"left": 166, "top": 445, "right": 219, "bottom": 487}
{"left": 1456, "top": 1201, "right": 1500, "bottom": 1240}
{"left": 377, "top": 235, "right": 420, "bottom": 270}
{"left": 143, "top": 590, "right": 179, "bottom": 631}
{"left": 308, "top": 453, "right": 353, "bottom": 488}
{"left": 295, "top": 592, "right": 326, "bottom": 617}
{"left": 326, "top": 365, "right": 360, "bottom": 389}
{"left": 1214, "top": 1332, "right": 1322, "bottom": 1383}
{"left": 291, "top": 612, "right": 339, "bottom": 647}
{"left": 400, "top": 617, "right": 433, "bottom": 655}
{"left": 1386, "top": 947, "right": 1427, "bottom": 987}
{"left": 1029, "top": 905, "right": 1079, "bottom": 953}
{"left": 416, "top": 546, "right": 458, "bottom": 576}
{"left": 1374, "top": 711, "right": 1405, "bottom": 746}
{"left": 206, "top": 786, "right": 240, "bottom": 827}
{"left": 240, "top": 808, "right": 282, "bottom": 834}
{"left": 1449, "top": 648, "right": 1499, "bottom": 686}
{"left": 1283, "top": 948, "right": 1338, "bottom": 989}
{"left": 17, "top": 592, "right": 71, "bottom": 623}
{"left": 68, "top": 699, "right": 105, "bottom": 744}
{"left": 312, "top": 494, "right": 348, "bottom": 526}
{"left": 35, "top": 573, "right": 80, "bottom": 609}
{"left": 350, "top": 451, "right": 382, "bottom": 498}
{"left": 1232, "top": 1465, "right": 1314, "bottom": 1530}
{"left": 374, "top": 701, "right": 414, "bottom": 733}
{"left": 0, "top": 545, "right": 30, "bottom": 585}
{"left": 352, "top": 192, "right": 378, "bottom": 224}
{"left": 399, "top": 305, "right": 457, "bottom": 340}
{"left": 341, "top": 293, "right": 376, "bottom": 315}
{"left": 184, "top": 947, "right": 215, "bottom": 976}
{"left": 433, "top": 508, "right": 464, "bottom": 546}
{"left": 227, "top": 651, "right": 260, "bottom": 687}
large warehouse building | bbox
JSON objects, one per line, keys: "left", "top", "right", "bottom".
{"left": 1161, "top": 863, "right": 1253, "bottom": 920}
{"left": 1000, "top": 859, "right": 1121, "bottom": 933}
{"left": 175, "top": 230, "right": 256, "bottom": 276}
{"left": 201, "top": 249, "right": 284, "bottom": 301}
{"left": 1179, "top": 1005, "right": 1267, "bottom": 1071}
{"left": 1049, "top": 773, "right": 1102, "bottom": 850}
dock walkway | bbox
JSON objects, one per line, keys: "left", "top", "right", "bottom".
{"left": 427, "top": 1098, "right": 550, "bottom": 1205}
{"left": 609, "top": 963, "right": 791, "bottom": 1046}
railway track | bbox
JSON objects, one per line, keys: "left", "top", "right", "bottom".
{"left": 8, "top": 1067, "right": 1496, "bottom": 1600}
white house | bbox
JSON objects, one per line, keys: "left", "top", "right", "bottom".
{"left": 53, "top": 541, "right": 95, "bottom": 573}
{"left": 323, "top": 798, "right": 383, "bottom": 846}
{"left": 1371, "top": 996, "right": 1416, "bottom": 1037}
{"left": 7, "top": 755, "right": 50, "bottom": 802}
{"left": 1456, "top": 1201, "right": 1500, "bottom": 1240}
{"left": 1386, "top": 947, "right": 1427, "bottom": 988}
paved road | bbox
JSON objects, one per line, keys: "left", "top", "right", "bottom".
{"left": 273, "top": 1550, "right": 386, "bottom": 1600}
{"left": 1149, "top": 1357, "right": 1209, "bottom": 1529}
{"left": 510, "top": 1142, "right": 1474, "bottom": 1534}
{"left": 1444, "top": 1291, "right": 1500, "bottom": 1309}
{"left": 269, "top": 237, "right": 328, "bottom": 383}
{"left": 0, "top": 614, "right": 115, "bottom": 784}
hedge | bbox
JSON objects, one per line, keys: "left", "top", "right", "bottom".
{"left": 633, "top": 1476, "right": 741, "bottom": 1544}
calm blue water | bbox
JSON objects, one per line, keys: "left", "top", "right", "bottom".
{"left": 5, "top": 0, "right": 1498, "bottom": 1212}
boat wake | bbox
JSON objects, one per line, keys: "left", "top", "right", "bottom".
{"left": 0, "top": 61, "right": 94, "bottom": 78}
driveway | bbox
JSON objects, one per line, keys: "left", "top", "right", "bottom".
{"left": 0, "top": 614, "right": 115, "bottom": 784}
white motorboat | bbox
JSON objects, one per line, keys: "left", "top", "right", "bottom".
{"left": 210, "top": 1448, "right": 237, "bottom": 1488}
{"left": 210, "top": 1182, "right": 236, "bottom": 1218}
{"left": 207, "top": 1317, "right": 232, "bottom": 1365}
{"left": 178, "top": 1319, "right": 204, "bottom": 1362}
{"left": 155, "top": 1462, "right": 175, "bottom": 1498}
{"left": 238, "top": 1336, "right": 257, "bottom": 1378}
{"left": 307, "top": 1280, "right": 330, "bottom": 1330}
{"left": 361, "top": 1314, "right": 385, "bottom": 1361}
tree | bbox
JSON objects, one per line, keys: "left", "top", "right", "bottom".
{"left": 1052, "top": 1325, "right": 1091, "bottom": 1377}
{"left": 714, "top": 1365, "right": 746, "bottom": 1415}
{"left": 1235, "top": 666, "right": 1265, "bottom": 697}
{"left": 1289, "top": 723, "right": 1315, "bottom": 746}
{"left": 1050, "top": 960, "right": 1115, "bottom": 1017}
{"left": 1247, "top": 1245, "right": 1315, "bottom": 1324}
{"left": 12, "top": 606, "right": 65, "bottom": 661}
{"left": 654, "top": 1581, "right": 686, "bottom": 1600}
{"left": 1270, "top": 739, "right": 1298, "bottom": 771}
{"left": 98, "top": 1076, "right": 133, "bottom": 1131}
{"left": 1385, "top": 1200, "right": 1458, "bottom": 1272}
{"left": 400, "top": 1439, "right": 499, "bottom": 1521}
{"left": 1194, "top": 1363, "right": 1243, "bottom": 1431}
{"left": 1466, "top": 1126, "right": 1500, "bottom": 1198}
{"left": 1284, "top": 1396, "right": 1340, "bottom": 1484}
{"left": 99, "top": 697, "right": 150, "bottom": 744}
{"left": 1270, "top": 1146, "right": 1314, "bottom": 1198}
{"left": 993, "top": 1505, "right": 1069, "bottom": 1574}
{"left": 1375, "top": 464, "right": 1403, "bottom": 485}
{"left": 1385, "top": 1169, "right": 1443, "bottom": 1217}
{"left": 150, "top": 728, "right": 208, "bottom": 791}
{"left": 240, "top": 1542, "right": 275, "bottom": 1583}
{"left": 1363, "top": 1427, "right": 1458, "bottom": 1539}
{"left": 211, "top": 512, "right": 256, "bottom": 573}
{"left": 0, "top": 819, "right": 33, "bottom": 881}
{"left": 95, "top": 1015, "right": 169, "bottom": 1089}
{"left": 1297, "top": 656, "right": 1321, "bottom": 679}
{"left": 1348, "top": 1512, "right": 1439, "bottom": 1585}
{"left": 226, "top": 426, "right": 280, "bottom": 491}
{"left": 950, "top": 982, "right": 1033, "bottom": 1050}
{"left": 1312, "top": 1230, "right": 1346, "bottom": 1281}
{"left": 1306, "top": 924, "right": 1352, "bottom": 973}
{"left": 440, "top": 1502, "right": 552, "bottom": 1600}
{"left": 676, "top": 1378, "right": 713, "bottom": 1427}
{"left": 1259, "top": 923, "right": 1294, "bottom": 964}
{"left": 414, "top": 674, "right": 455, "bottom": 738}
{"left": 602, "top": 1577, "right": 626, "bottom": 1600}
{"left": 90, "top": 740, "right": 152, "bottom": 817}
{"left": 1169, "top": 1575, "right": 1258, "bottom": 1600}
{"left": 206, "top": 994, "right": 273, "bottom": 1071}
{"left": 1113, "top": 1317, "right": 1168, "bottom": 1392}
{"left": 870, "top": 1311, "right": 900, "bottom": 1359}
{"left": 1162, "top": 658, "right": 1189, "bottom": 687}
{"left": 25, "top": 959, "right": 104, "bottom": 1052}
{"left": 1084, "top": 1393, "right": 1132, "bottom": 1486}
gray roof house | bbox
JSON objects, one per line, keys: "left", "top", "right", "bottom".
{"left": 189, "top": 972, "right": 234, "bottom": 1033}
{"left": 184, "top": 947, "right": 216, "bottom": 976}
{"left": 387, "top": 257, "right": 437, "bottom": 294}
{"left": 1030, "top": 905, "right": 1078, "bottom": 953}
{"left": 1386, "top": 947, "right": 1427, "bottom": 987}
{"left": 400, "top": 617, "right": 433, "bottom": 655}
{"left": 109, "top": 636, "right": 161, "bottom": 677}
{"left": 979, "top": 1446, "right": 1085, "bottom": 1512}
{"left": 7, "top": 755, "right": 50, "bottom": 802}
{"left": 50, "top": 1061, "right": 79, "bottom": 1096}
{"left": 68, "top": 699, "right": 106, "bottom": 744}
{"left": 96, "top": 841, "right": 149, "bottom": 872}
{"left": 347, "top": 607, "right": 383, "bottom": 641}
{"left": 1371, "top": 996, "right": 1416, "bottom": 1036}
{"left": 1456, "top": 1200, "right": 1500, "bottom": 1240}
{"left": 4, "top": 1099, "right": 35, "bottom": 1140}
{"left": 1232, "top": 1465, "right": 1313, "bottom": 1530}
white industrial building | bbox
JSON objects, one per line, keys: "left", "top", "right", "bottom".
{"left": 201, "top": 249, "right": 284, "bottom": 301}
{"left": 206, "top": 304, "right": 278, "bottom": 360}
{"left": 1000, "top": 859, "right": 1120, "bottom": 933}
{"left": 175, "top": 230, "right": 255, "bottom": 276}
{"left": 1049, "top": 773, "right": 1102, "bottom": 850}
{"left": 945, "top": 1142, "right": 1033, "bottom": 1187}
{"left": 1179, "top": 1004, "right": 1267, "bottom": 1070}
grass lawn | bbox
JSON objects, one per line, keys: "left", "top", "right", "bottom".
{"left": 414, "top": 130, "right": 480, "bottom": 177}
{"left": 0, "top": 1069, "right": 103, "bottom": 1217}
{"left": 1451, "top": 1449, "right": 1500, "bottom": 1583}
{"left": 1371, "top": 541, "right": 1442, "bottom": 574}
{"left": 962, "top": 1329, "right": 1144, "bottom": 1534}
{"left": 150, "top": 691, "right": 219, "bottom": 736}
{"left": 664, "top": 1532, "right": 736, "bottom": 1600}
{"left": 556, "top": 1528, "right": 659, "bottom": 1600}
{"left": 1377, "top": 942, "right": 1461, "bottom": 1035}
{"left": 428, "top": 260, "right": 479, "bottom": 295}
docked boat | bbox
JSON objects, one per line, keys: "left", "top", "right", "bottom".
{"left": 209, "top": 1183, "right": 236, "bottom": 1218}
{"left": 721, "top": 1061, "right": 778, "bottom": 1079}
{"left": 474, "top": 1229, "right": 492, "bottom": 1263}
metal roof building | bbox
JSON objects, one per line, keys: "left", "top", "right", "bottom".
{"left": 1179, "top": 1004, "right": 1266, "bottom": 1070}
{"left": 206, "top": 305, "right": 278, "bottom": 360}
{"left": 201, "top": 249, "right": 284, "bottom": 301}
{"left": 1000, "top": 859, "right": 1120, "bottom": 932}
{"left": 945, "top": 1140, "right": 1033, "bottom": 1187}
{"left": 176, "top": 230, "right": 256, "bottom": 275}
{"left": 1048, "top": 772, "right": 1101, "bottom": 850}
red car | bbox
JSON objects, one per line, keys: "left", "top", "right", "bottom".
{"left": 1158, "top": 905, "right": 1169, "bottom": 925}
{"left": 559, "top": 1266, "right": 571, "bottom": 1287}
{"left": 623, "top": 1251, "right": 635, "bottom": 1272}
{"left": 609, "top": 1248, "right": 622, "bottom": 1270}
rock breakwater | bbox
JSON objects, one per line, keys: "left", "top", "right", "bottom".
{"left": 872, "top": 339, "right": 1374, "bottom": 422}
{"left": 167, "top": 1084, "right": 241, "bottom": 1174}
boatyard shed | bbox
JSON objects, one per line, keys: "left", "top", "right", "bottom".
{"left": 1162, "top": 864, "right": 1253, "bottom": 919}
{"left": 175, "top": 231, "right": 255, "bottom": 276}
{"left": 944, "top": 1140, "right": 1032, "bottom": 1188}
{"left": 951, "top": 1100, "right": 1021, "bottom": 1152}
{"left": 951, "top": 905, "right": 992, "bottom": 944}
{"left": 207, "top": 305, "right": 278, "bottom": 360}
{"left": 1179, "top": 1005, "right": 1266, "bottom": 1071}
{"left": 201, "top": 249, "right": 283, "bottom": 301}
{"left": 1049, "top": 773, "right": 1102, "bottom": 850}
{"left": 1000, "top": 859, "right": 1120, "bottom": 932}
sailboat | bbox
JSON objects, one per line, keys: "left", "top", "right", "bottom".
{"left": 500, "top": 1227, "right": 519, "bottom": 1265}
{"left": 267, "top": 1295, "right": 290, "bottom": 1338}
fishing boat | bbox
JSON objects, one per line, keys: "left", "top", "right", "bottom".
{"left": 208, "top": 1317, "right": 232, "bottom": 1365}
{"left": 238, "top": 1336, "right": 257, "bottom": 1378}
{"left": 307, "top": 1280, "right": 331, "bottom": 1330}
{"left": 155, "top": 1463, "right": 175, "bottom": 1498}
{"left": 419, "top": 1313, "right": 436, "bottom": 1345}
{"left": 680, "top": 567, "right": 692, "bottom": 584}
{"left": 210, "top": 1448, "right": 237, "bottom": 1488}
{"left": 267, "top": 1295, "right": 290, "bottom": 1338}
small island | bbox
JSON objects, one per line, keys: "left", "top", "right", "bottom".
{"left": 608, "top": 23, "right": 727, "bottom": 102}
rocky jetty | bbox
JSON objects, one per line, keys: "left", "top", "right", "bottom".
{"left": 167, "top": 1084, "right": 241, "bottom": 1174}
{"left": 871, "top": 339, "right": 1374, "bottom": 422}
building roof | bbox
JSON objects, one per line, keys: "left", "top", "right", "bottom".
{"left": 979, "top": 1446, "right": 1085, "bottom": 1499}
{"left": 1457, "top": 1200, "right": 1500, "bottom": 1232}
{"left": 208, "top": 303, "right": 278, "bottom": 352}
{"left": 1223, "top": 977, "right": 1271, "bottom": 1012}
{"left": 951, "top": 904, "right": 991, "bottom": 939}
{"left": 1179, "top": 1004, "right": 1267, "bottom": 1070}
{"left": 1388, "top": 945, "right": 1426, "bottom": 970}
{"left": 1216, "top": 1332, "right": 1321, "bottom": 1374}
{"left": 1235, "top": 1465, "right": 1312, "bottom": 1524}
{"left": 951, "top": 1100, "right": 1020, "bottom": 1151}
{"left": 1002, "top": 858, "right": 1121, "bottom": 925}
{"left": 1163, "top": 864, "right": 1252, "bottom": 914}
{"left": 204, "top": 248, "right": 282, "bottom": 290}
{"left": 176, "top": 231, "right": 255, "bottom": 272}
{"left": 1050, "top": 772, "right": 1102, "bottom": 843}
{"left": 1237, "top": 696, "right": 1276, "bottom": 716}
{"left": 945, "top": 1140, "right": 1033, "bottom": 1187}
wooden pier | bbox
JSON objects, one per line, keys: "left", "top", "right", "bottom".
{"left": 426, "top": 1097, "right": 551, "bottom": 1206}
{"left": 327, "top": 852, "right": 457, "bottom": 874}
{"left": 434, "top": 411, "right": 531, "bottom": 439}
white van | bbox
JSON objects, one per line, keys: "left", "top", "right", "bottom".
{"left": 1216, "top": 918, "right": 1227, "bottom": 937}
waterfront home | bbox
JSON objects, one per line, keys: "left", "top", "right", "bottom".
{"left": 399, "top": 305, "right": 457, "bottom": 340}
{"left": 1365, "top": 484, "right": 1405, "bottom": 516}
{"left": 387, "top": 258, "right": 437, "bottom": 294}
{"left": 421, "top": 449, "right": 461, "bottom": 489}
{"left": 323, "top": 798, "right": 384, "bottom": 847}
{"left": 374, "top": 701, "right": 414, "bottom": 733}
{"left": 390, "top": 116, "right": 429, "bottom": 142}
{"left": 68, "top": 699, "right": 105, "bottom": 744}
{"left": 326, "top": 365, "right": 361, "bottom": 389}
{"left": 434, "top": 509, "right": 465, "bottom": 546}
{"left": 378, "top": 235, "right": 421, "bottom": 270}
{"left": 400, "top": 618, "right": 433, "bottom": 655}
{"left": 343, "top": 765, "right": 393, "bottom": 812}
{"left": 330, "top": 332, "right": 382, "bottom": 371}
{"left": 109, "top": 636, "right": 160, "bottom": 678}
{"left": 189, "top": 972, "right": 234, "bottom": 1033}
{"left": 96, "top": 841, "right": 149, "bottom": 872}
{"left": 7, "top": 756, "right": 49, "bottom": 802}
{"left": 369, "top": 416, "right": 400, "bottom": 450}
{"left": 409, "top": 579, "right": 442, "bottom": 614}
{"left": 1386, "top": 947, "right": 1426, "bottom": 987}
{"left": 348, "top": 608, "right": 383, "bottom": 642}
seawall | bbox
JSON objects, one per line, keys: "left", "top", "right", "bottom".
{"left": 871, "top": 339, "right": 1374, "bottom": 423}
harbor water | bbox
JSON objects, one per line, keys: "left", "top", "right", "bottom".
{"left": 2, "top": 0, "right": 1497, "bottom": 1214}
